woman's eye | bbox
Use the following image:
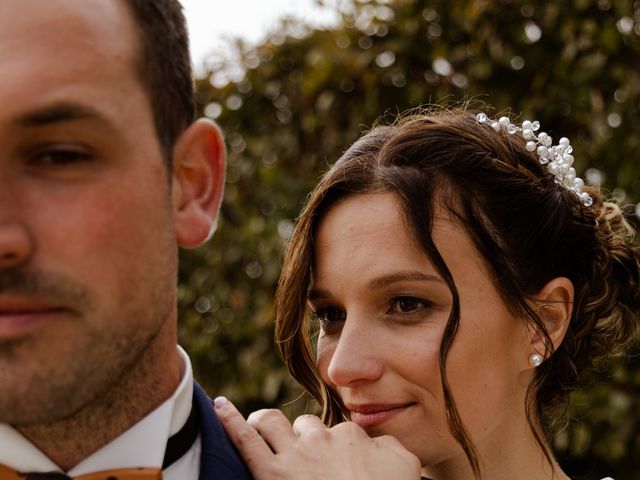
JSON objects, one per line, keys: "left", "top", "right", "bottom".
{"left": 312, "top": 307, "right": 345, "bottom": 327}
{"left": 389, "top": 296, "right": 431, "bottom": 314}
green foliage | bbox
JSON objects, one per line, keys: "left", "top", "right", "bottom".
{"left": 179, "top": 0, "right": 640, "bottom": 477}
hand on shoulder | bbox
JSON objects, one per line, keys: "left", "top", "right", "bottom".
{"left": 214, "top": 397, "right": 421, "bottom": 480}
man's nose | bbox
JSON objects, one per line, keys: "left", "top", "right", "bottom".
{"left": 0, "top": 222, "right": 34, "bottom": 269}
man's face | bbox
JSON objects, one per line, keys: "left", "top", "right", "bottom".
{"left": 0, "top": 0, "right": 180, "bottom": 423}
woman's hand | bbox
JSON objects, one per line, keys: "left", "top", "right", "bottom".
{"left": 214, "top": 397, "right": 421, "bottom": 480}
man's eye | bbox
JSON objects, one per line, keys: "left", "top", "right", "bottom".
{"left": 32, "top": 149, "right": 92, "bottom": 166}
{"left": 389, "top": 296, "right": 431, "bottom": 314}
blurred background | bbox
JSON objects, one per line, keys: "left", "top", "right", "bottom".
{"left": 176, "top": 1, "right": 640, "bottom": 478}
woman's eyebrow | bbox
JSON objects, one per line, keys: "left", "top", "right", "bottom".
{"left": 307, "top": 288, "right": 331, "bottom": 302}
{"left": 308, "top": 271, "right": 443, "bottom": 301}
{"left": 368, "top": 271, "right": 442, "bottom": 289}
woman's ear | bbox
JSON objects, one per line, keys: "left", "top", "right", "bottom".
{"left": 171, "top": 118, "right": 226, "bottom": 248}
{"left": 525, "top": 277, "right": 574, "bottom": 369}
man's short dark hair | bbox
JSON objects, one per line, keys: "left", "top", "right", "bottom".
{"left": 124, "top": 0, "right": 196, "bottom": 165}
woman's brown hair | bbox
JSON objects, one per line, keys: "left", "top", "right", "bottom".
{"left": 274, "top": 107, "right": 640, "bottom": 478}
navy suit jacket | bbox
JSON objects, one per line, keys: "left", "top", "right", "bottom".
{"left": 193, "top": 382, "right": 253, "bottom": 480}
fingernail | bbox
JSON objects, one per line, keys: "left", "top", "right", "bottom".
{"left": 214, "top": 396, "right": 230, "bottom": 408}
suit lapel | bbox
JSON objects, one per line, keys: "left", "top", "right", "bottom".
{"left": 192, "top": 382, "right": 252, "bottom": 480}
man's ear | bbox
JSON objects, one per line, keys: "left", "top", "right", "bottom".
{"left": 525, "top": 277, "right": 574, "bottom": 369}
{"left": 172, "top": 118, "right": 225, "bottom": 248}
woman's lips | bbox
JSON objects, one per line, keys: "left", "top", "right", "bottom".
{"left": 347, "top": 403, "right": 413, "bottom": 428}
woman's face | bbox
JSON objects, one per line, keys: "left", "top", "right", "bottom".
{"left": 312, "top": 192, "right": 533, "bottom": 468}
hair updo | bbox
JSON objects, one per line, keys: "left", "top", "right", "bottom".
{"left": 274, "top": 106, "right": 640, "bottom": 478}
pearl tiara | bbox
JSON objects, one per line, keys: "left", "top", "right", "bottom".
{"left": 476, "top": 113, "right": 593, "bottom": 207}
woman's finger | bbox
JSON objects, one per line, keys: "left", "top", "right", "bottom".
{"left": 374, "top": 435, "right": 422, "bottom": 468}
{"left": 291, "top": 414, "right": 327, "bottom": 437}
{"left": 246, "top": 408, "right": 299, "bottom": 453}
{"left": 214, "top": 397, "right": 274, "bottom": 473}
{"left": 373, "top": 434, "right": 406, "bottom": 451}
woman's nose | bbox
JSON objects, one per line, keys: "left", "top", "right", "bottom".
{"left": 325, "top": 316, "right": 384, "bottom": 387}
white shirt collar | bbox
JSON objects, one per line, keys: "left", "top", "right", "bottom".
{"left": 0, "top": 345, "right": 195, "bottom": 475}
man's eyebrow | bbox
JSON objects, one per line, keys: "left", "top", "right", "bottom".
{"left": 308, "top": 270, "right": 442, "bottom": 302}
{"left": 15, "top": 102, "right": 116, "bottom": 130}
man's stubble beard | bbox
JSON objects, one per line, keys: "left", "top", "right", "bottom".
{"left": 0, "top": 261, "right": 177, "bottom": 426}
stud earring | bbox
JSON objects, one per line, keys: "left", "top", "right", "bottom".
{"left": 529, "top": 353, "right": 544, "bottom": 367}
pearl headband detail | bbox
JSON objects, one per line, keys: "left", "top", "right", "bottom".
{"left": 476, "top": 113, "right": 593, "bottom": 207}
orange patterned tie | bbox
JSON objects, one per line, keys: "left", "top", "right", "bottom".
{"left": 0, "top": 465, "right": 162, "bottom": 479}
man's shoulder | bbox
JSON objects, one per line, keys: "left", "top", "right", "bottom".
{"left": 192, "top": 382, "right": 253, "bottom": 480}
